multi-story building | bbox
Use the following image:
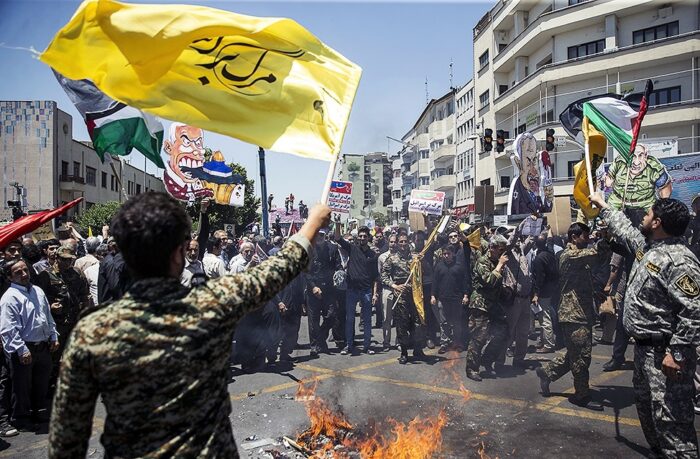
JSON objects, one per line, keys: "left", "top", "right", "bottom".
{"left": 339, "top": 152, "right": 392, "bottom": 225}
{"left": 454, "top": 79, "right": 477, "bottom": 216}
{"left": 392, "top": 89, "right": 457, "bottom": 220}
{"left": 1, "top": 101, "right": 165, "bottom": 221}
{"left": 472, "top": 0, "right": 699, "bottom": 214}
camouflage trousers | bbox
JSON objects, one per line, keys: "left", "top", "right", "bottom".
{"left": 634, "top": 345, "right": 698, "bottom": 458}
{"left": 541, "top": 323, "right": 591, "bottom": 399}
{"left": 394, "top": 299, "right": 425, "bottom": 353}
{"left": 465, "top": 309, "right": 508, "bottom": 372}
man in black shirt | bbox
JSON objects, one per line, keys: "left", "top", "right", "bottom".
{"left": 531, "top": 231, "right": 558, "bottom": 353}
{"left": 432, "top": 245, "right": 469, "bottom": 353}
{"left": 335, "top": 226, "right": 379, "bottom": 355}
{"left": 305, "top": 231, "right": 340, "bottom": 355}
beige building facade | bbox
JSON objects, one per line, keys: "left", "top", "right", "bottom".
{"left": 1, "top": 100, "right": 165, "bottom": 222}
{"left": 339, "top": 152, "right": 392, "bottom": 226}
{"left": 472, "top": 0, "right": 700, "bottom": 214}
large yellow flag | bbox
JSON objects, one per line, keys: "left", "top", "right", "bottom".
{"left": 573, "top": 117, "right": 607, "bottom": 220}
{"left": 410, "top": 216, "right": 450, "bottom": 324}
{"left": 40, "top": 0, "right": 362, "bottom": 160}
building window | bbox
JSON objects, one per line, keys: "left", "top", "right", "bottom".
{"left": 86, "top": 166, "right": 96, "bottom": 186}
{"left": 420, "top": 177, "right": 430, "bottom": 186}
{"left": 568, "top": 0, "right": 587, "bottom": 5}
{"left": 498, "top": 85, "right": 508, "bottom": 96}
{"left": 633, "top": 21, "right": 679, "bottom": 45}
{"left": 73, "top": 161, "right": 81, "bottom": 178}
{"left": 500, "top": 175, "right": 511, "bottom": 190}
{"left": 420, "top": 150, "right": 430, "bottom": 160}
{"left": 479, "top": 90, "right": 490, "bottom": 109}
{"left": 136, "top": 184, "right": 142, "bottom": 194}
{"left": 478, "top": 50, "right": 489, "bottom": 70}
{"left": 111, "top": 175, "right": 116, "bottom": 191}
{"left": 567, "top": 161, "right": 578, "bottom": 179}
{"left": 567, "top": 39, "right": 605, "bottom": 59}
{"left": 649, "top": 86, "right": 681, "bottom": 106}
{"left": 517, "top": 124, "right": 527, "bottom": 135}
{"left": 101, "top": 171, "right": 107, "bottom": 188}
{"left": 61, "top": 161, "right": 68, "bottom": 177}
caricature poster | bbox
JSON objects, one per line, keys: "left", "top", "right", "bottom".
{"left": 162, "top": 123, "right": 245, "bottom": 206}
{"left": 507, "top": 132, "right": 553, "bottom": 215}
{"left": 602, "top": 144, "right": 672, "bottom": 210}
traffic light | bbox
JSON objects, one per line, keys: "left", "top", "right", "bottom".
{"left": 7, "top": 200, "right": 25, "bottom": 221}
{"left": 483, "top": 128, "right": 493, "bottom": 152}
{"left": 546, "top": 128, "right": 556, "bottom": 151}
{"left": 496, "top": 129, "right": 505, "bottom": 153}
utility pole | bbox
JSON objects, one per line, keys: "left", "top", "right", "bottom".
{"left": 258, "top": 147, "right": 269, "bottom": 239}
{"left": 425, "top": 77, "right": 429, "bottom": 105}
{"left": 449, "top": 59, "right": 454, "bottom": 90}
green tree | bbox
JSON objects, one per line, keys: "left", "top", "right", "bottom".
{"left": 371, "top": 211, "right": 387, "bottom": 228}
{"left": 187, "top": 162, "right": 260, "bottom": 236}
{"left": 76, "top": 201, "right": 121, "bottom": 234}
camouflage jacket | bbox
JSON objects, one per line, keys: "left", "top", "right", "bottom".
{"left": 381, "top": 251, "right": 413, "bottom": 304}
{"left": 557, "top": 240, "right": 610, "bottom": 325}
{"left": 603, "top": 208, "right": 700, "bottom": 346}
{"left": 48, "top": 234, "right": 312, "bottom": 459}
{"left": 35, "top": 266, "right": 90, "bottom": 330}
{"left": 470, "top": 254, "right": 507, "bottom": 320}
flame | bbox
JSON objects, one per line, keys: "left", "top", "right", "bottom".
{"left": 352, "top": 410, "right": 448, "bottom": 459}
{"left": 295, "top": 378, "right": 447, "bottom": 458}
{"left": 440, "top": 351, "right": 471, "bottom": 402}
{"left": 296, "top": 377, "right": 353, "bottom": 451}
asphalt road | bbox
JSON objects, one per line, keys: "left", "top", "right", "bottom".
{"left": 1, "top": 320, "right": 697, "bottom": 458}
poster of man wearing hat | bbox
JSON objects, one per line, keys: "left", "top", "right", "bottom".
{"left": 162, "top": 123, "right": 245, "bottom": 206}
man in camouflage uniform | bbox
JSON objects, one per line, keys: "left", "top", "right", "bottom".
{"left": 381, "top": 233, "right": 424, "bottom": 364}
{"left": 465, "top": 235, "right": 511, "bottom": 382}
{"left": 537, "top": 222, "right": 609, "bottom": 411}
{"left": 48, "top": 192, "right": 331, "bottom": 459}
{"left": 35, "top": 245, "right": 91, "bottom": 393}
{"left": 591, "top": 193, "right": 700, "bottom": 457}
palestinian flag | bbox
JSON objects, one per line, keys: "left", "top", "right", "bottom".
{"left": 559, "top": 80, "right": 653, "bottom": 164}
{"left": 53, "top": 71, "right": 165, "bottom": 168}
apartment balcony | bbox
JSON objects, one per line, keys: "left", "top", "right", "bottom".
{"left": 493, "top": 32, "right": 698, "bottom": 113}
{"left": 432, "top": 174, "right": 457, "bottom": 192}
{"left": 392, "top": 158, "right": 403, "bottom": 170}
{"left": 59, "top": 175, "right": 85, "bottom": 192}
{"left": 392, "top": 177, "right": 403, "bottom": 191}
{"left": 492, "top": 0, "right": 656, "bottom": 74}
{"left": 432, "top": 143, "right": 456, "bottom": 164}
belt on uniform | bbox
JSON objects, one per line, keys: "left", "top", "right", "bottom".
{"left": 25, "top": 341, "right": 49, "bottom": 351}
{"left": 635, "top": 335, "right": 669, "bottom": 348}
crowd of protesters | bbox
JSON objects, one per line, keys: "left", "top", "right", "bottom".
{"left": 0, "top": 192, "right": 699, "bottom": 457}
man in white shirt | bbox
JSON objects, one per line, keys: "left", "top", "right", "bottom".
{"left": 202, "top": 237, "right": 227, "bottom": 279}
{"left": 0, "top": 259, "right": 59, "bottom": 430}
{"left": 83, "top": 243, "right": 109, "bottom": 307}
{"left": 228, "top": 242, "right": 260, "bottom": 274}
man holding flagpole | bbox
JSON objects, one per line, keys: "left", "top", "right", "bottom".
{"left": 48, "top": 193, "right": 331, "bottom": 458}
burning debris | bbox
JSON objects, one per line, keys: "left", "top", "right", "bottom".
{"left": 293, "top": 377, "right": 448, "bottom": 458}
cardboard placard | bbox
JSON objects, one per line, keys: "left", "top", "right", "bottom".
{"left": 408, "top": 211, "right": 426, "bottom": 232}
{"left": 408, "top": 190, "right": 445, "bottom": 216}
{"left": 544, "top": 196, "right": 572, "bottom": 236}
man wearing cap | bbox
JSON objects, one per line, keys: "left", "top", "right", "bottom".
{"left": 35, "top": 245, "right": 91, "bottom": 393}
{"left": 465, "top": 235, "right": 511, "bottom": 381}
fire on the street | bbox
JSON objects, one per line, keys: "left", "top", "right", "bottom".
{"left": 294, "top": 377, "right": 448, "bottom": 458}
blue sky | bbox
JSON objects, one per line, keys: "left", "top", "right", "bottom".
{"left": 0, "top": 0, "right": 489, "bottom": 206}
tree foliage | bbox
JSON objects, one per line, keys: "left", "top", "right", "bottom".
{"left": 75, "top": 201, "right": 121, "bottom": 234}
{"left": 371, "top": 211, "right": 388, "bottom": 228}
{"left": 186, "top": 162, "right": 260, "bottom": 236}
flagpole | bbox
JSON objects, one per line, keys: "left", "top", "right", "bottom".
{"left": 320, "top": 153, "right": 339, "bottom": 205}
{"left": 258, "top": 147, "right": 270, "bottom": 239}
{"left": 584, "top": 141, "right": 595, "bottom": 202}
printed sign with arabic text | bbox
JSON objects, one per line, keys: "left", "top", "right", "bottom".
{"left": 328, "top": 181, "right": 353, "bottom": 214}
{"left": 408, "top": 190, "right": 445, "bottom": 216}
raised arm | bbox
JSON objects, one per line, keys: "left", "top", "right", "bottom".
{"left": 589, "top": 193, "right": 645, "bottom": 255}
